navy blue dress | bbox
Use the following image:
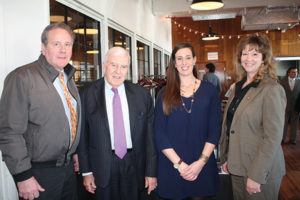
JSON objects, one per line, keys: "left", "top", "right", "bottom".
{"left": 154, "top": 81, "right": 221, "bottom": 200}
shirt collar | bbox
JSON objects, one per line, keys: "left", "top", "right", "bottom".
{"left": 235, "top": 77, "right": 260, "bottom": 93}
{"left": 104, "top": 78, "right": 125, "bottom": 93}
{"left": 288, "top": 76, "right": 296, "bottom": 82}
{"left": 38, "top": 54, "right": 75, "bottom": 83}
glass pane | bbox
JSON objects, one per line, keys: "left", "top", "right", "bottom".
{"left": 164, "top": 54, "right": 170, "bottom": 74}
{"left": 137, "top": 41, "right": 150, "bottom": 80}
{"left": 154, "top": 48, "right": 161, "bottom": 76}
{"left": 67, "top": 8, "right": 85, "bottom": 84}
{"left": 50, "top": 0, "right": 101, "bottom": 87}
{"left": 85, "top": 17, "right": 100, "bottom": 82}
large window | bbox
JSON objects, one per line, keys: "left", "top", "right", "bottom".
{"left": 153, "top": 48, "right": 162, "bottom": 76}
{"left": 50, "top": 0, "right": 101, "bottom": 87}
{"left": 108, "top": 27, "right": 132, "bottom": 81}
{"left": 137, "top": 41, "right": 150, "bottom": 80}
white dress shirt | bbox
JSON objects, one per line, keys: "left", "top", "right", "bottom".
{"left": 288, "top": 76, "right": 296, "bottom": 91}
{"left": 104, "top": 78, "right": 132, "bottom": 150}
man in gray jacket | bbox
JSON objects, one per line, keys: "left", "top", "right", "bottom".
{"left": 203, "top": 63, "right": 222, "bottom": 94}
{"left": 0, "top": 23, "right": 81, "bottom": 200}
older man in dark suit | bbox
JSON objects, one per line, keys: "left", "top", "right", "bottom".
{"left": 77, "top": 47, "right": 157, "bottom": 200}
{"left": 280, "top": 66, "right": 300, "bottom": 145}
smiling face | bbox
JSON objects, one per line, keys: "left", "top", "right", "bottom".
{"left": 241, "top": 44, "right": 263, "bottom": 77}
{"left": 41, "top": 28, "right": 73, "bottom": 72}
{"left": 174, "top": 47, "right": 196, "bottom": 78}
{"left": 103, "top": 51, "right": 129, "bottom": 88}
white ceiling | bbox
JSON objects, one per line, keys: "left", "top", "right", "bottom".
{"left": 152, "top": 0, "right": 300, "bottom": 17}
{"left": 152, "top": 0, "right": 300, "bottom": 30}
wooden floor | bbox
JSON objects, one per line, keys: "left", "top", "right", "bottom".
{"left": 279, "top": 128, "right": 300, "bottom": 200}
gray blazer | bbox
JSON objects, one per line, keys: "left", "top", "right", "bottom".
{"left": 220, "top": 78, "right": 286, "bottom": 184}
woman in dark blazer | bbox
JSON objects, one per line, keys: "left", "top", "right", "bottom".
{"left": 220, "top": 34, "right": 286, "bottom": 200}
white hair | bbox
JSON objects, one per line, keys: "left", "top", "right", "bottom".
{"left": 103, "top": 46, "right": 130, "bottom": 65}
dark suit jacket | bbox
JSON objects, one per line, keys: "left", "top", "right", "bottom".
{"left": 77, "top": 78, "right": 157, "bottom": 189}
{"left": 220, "top": 78, "right": 286, "bottom": 184}
{"left": 280, "top": 76, "right": 300, "bottom": 112}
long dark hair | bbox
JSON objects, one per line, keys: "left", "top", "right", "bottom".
{"left": 162, "top": 43, "right": 197, "bottom": 115}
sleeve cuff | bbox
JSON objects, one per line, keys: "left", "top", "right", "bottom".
{"left": 13, "top": 169, "right": 33, "bottom": 182}
{"left": 82, "top": 172, "right": 93, "bottom": 176}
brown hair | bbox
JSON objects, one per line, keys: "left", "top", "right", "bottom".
{"left": 162, "top": 43, "right": 197, "bottom": 115}
{"left": 234, "top": 33, "right": 277, "bottom": 82}
{"left": 41, "top": 22, "right": 75, "bottom": 45}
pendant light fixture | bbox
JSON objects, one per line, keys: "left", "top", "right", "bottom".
{"left": 191, "top": 0, "right": 224, "bottom": 11}
{"left": 202, "top": 25, "right": 220, "bottom": 41}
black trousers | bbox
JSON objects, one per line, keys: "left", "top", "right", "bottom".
{"left": 95, "top": 150, "right": 139, "bottom": 200}
{"left": 19, "top": 161, "right": 77, "bottom": 200}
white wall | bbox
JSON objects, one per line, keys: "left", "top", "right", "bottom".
{"left": 0, "top": 0, "right": 49, "bottom": 95}
{"left": 0, "top": 0, "right": 172, "bottom": 95}
{"left": 65, "top": 0, "right": 171, "bottom": 50}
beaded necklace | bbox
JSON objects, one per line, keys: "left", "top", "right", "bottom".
{"left": 180, "top": 80, "right": 197, "bottom": 114}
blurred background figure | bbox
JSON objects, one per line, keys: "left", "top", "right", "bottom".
{"left": 203, "top": 63, "right": 222, "bottom": 94}
{"left": 280, "top": 66, "right": 300, "bottom": 145}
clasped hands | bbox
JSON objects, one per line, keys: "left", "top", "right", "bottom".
{"left": 177, "top": 160, "right": 205, "bottom": 181}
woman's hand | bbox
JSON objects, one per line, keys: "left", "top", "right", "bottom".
{"left": 177, "top": 161, "right": 189, "bottom": 174}
{"left": 246, "top": 178, "right": 261, "bottom": 195}
{"left": 180, "top": 160, "right": 205, "bottom": 181}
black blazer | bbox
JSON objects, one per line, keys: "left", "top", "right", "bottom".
{"left": 77, "top": 78, "right": 157, "bottom": 188}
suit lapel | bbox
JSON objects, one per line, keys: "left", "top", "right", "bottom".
{"left": 232, "top": 82, "right": 264, "bottom": 123}
{"left": 94, "top": 78, "right": 111, "bottom": 147}
{"left": 124, "top": 82, "right": 137, "bottom": 145}
{"left": 284, "top": 78, "right": 292, "bottom": 93}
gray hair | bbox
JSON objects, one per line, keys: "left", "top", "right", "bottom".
{"left": 41, "top": 22, "right": 75, "bottom": 45}
{"left": 103, "top": 47, "right": 131, "bottom": 65}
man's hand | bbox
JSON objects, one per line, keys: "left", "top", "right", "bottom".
{"left": 145, "top": 177, "right": 157, "bottom": 195}
{"left": 221, "top": 161, "right": 229, "bottom": 173}
{"left": 73, "top": 154, "right": 80, "bottom": 174}
{"left": 17, "top": 177, "right": 45, "bottom": 200}
{"left": 83, "top": 174, "right": 97, "bottom": 194}
{"left": 246, "top": 178, "right": 261, "bottom": 195}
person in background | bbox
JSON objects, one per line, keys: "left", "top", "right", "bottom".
{"left": 77, "top": 47, "right": 157, "bottom": 200}
{"left": 203, "top": 63, "right": 222, "bottom": 94}
{"left": 220, "top": 33, "right": 286, "bottom": 200}
{"left": 0, "top": 22, "right": 81, "bottom": 200}
{"left": 154, "top": 43, "right": 221, "bottom": 200}
{"left": 280, "top": 66, "right": 300, "bottom": 145}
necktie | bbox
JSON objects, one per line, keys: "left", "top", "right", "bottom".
{"left": 59, "top": 73, "right": 77, "bottom": 145}
{"left": 111, "top": 88, "right": 127, "bottom": 159}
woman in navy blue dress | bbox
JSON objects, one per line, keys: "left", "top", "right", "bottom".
{"left": 154, "top": 43, "right": 221, "bottom": 200}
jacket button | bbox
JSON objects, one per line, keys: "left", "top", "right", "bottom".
{"left": 230, "top": 130, "right": 235, "bottom": 134}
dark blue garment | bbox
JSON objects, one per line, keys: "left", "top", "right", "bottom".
{"left": 154, "top": 81, "right": 221, "bottom": 200}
